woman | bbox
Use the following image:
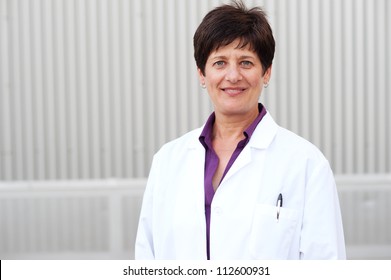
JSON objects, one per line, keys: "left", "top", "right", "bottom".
{"left": 135, "top": 1, "right": 346, "bottom": 260}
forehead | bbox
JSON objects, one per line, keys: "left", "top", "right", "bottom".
{"left": 209, "top": 39, "right": 258, "bottom": 58}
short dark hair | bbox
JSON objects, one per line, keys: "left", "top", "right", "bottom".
{"left": 193, "top": 0, "right": 275, "bottom": 76}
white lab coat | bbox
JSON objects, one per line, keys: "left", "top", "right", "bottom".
{"left": 135, "top": 112, "right": 346, "bottom": 260}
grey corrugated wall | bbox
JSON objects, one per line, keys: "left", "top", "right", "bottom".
{"left": 1, "top": 0, "right": 390, "bottom": 180}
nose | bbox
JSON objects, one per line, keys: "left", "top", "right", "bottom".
{"left": 225, "top": 65, "right": 242, "bottom": 83}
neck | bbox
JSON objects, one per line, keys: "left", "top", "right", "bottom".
{"left": 212, "top": 109, "right": 259, "bottom": 141}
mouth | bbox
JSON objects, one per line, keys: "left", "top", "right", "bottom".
{"left": 222, "top": 87, "right": 246, "bottom": 96}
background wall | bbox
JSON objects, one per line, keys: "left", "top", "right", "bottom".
{"left": 1, "top": 0, "right": 390, "bottom": 180}
{"left": 0, "top": 0, "right": 390, "bottom": 259}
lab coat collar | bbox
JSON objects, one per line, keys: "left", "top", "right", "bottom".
{"left": 247, "top": 112, "right": 278, "bottom": 150}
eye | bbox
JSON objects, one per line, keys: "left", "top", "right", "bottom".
{"left": 213, "top": 61, "right": 226, "bottom": 68}
{"left": 240, "top": 60, "right": 253, "bottom": 68}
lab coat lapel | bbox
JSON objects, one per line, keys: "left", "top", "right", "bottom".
{"left": 222, "top": 145, "right": 252, "bottom": 183}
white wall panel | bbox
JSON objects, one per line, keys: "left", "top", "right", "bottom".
{"left": 0, "top": 0, "right": 390, "bottom": 180}
{"left": 1, "top": 176, "right": 391, "bottom": 259}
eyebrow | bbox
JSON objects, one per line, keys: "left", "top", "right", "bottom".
{"left": 210, "top": 55, "right": 256, "bottom": 60}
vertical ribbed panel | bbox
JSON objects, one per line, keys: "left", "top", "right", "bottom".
{"left": 0, "top": 195, "right": 109, "bottom": 254}
{"left": 0, "top": 0, "right": 390, "bottom": 180}
{"left": 0, "top": 179, "right": 145, "bottom": 259}
{"left": 0, "top": 177, "right": 390, "bottom": 259}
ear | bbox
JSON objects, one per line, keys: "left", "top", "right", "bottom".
{"left": 197, "top": 68, "right": 205, "bottom": 85}
{"left": 263, "top": 65, "right": 272, "bottom": 83}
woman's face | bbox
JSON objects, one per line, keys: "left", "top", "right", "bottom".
{"left": 198, "top": 39, "right": 271, "bottom": 118}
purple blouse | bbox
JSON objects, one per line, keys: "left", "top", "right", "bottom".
{"left": 199, "top": 103, "right": 267, "bottom": 259}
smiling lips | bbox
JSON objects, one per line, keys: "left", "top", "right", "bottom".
{"left": 222, "top": 87, "right": 246, "bottom": 96}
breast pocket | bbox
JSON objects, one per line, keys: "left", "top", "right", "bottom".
{"left": 250, "top": 204, "right": 299, "bottom": 259}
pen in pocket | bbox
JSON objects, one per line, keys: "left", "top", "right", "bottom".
{"left": 276, "top": 193, "right": 283, "bottom": 221}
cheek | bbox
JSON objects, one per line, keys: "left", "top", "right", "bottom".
{"left": 205, "top": 74, "right": 225, "bottom": 87}
{"left": 244, "top": 70, "right": 263, "bottom": 84}
{"left": 249, "top": 75, "right": 264, "bottom": 88}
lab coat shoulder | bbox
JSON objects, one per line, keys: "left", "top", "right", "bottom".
{"left": 257, "top": 115, "right": 332, "bottom": 186}
{"left": 148, "top": 127, "right": 204, "bottom": 185}
{"left": 147, "top": 127, "right": 204, "bottom": 189}
{"left": 154, "top": 127, "right": 203, "bottom": 160}
{"left": 274, "top": 126, "right": 329, "bottom": 164}
{"left": 272, "top": 125, "right": 336, "bottom": 194}
{"left": 252, "top": 113, "right": 327, "bottom": 163}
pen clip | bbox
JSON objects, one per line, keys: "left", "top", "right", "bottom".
{"left": 276, "top": 193, "right": 283, "bottom": 222}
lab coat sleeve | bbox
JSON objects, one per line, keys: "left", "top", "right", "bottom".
{"left": 134, "top": 154, "right": 159, "bottom": 259}
{"left": 299, "top": 160, "right": 346, "bottom": 259}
